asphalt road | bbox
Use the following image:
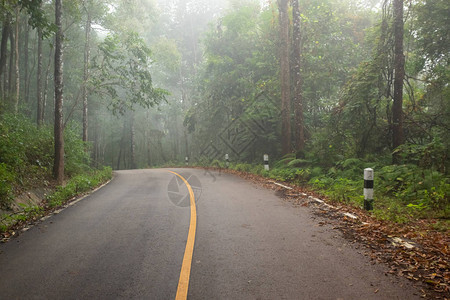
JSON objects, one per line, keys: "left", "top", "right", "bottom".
{"left": 0, "top": 168, "right": 420, "bottom": 299}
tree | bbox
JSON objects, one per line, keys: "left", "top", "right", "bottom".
{"left": 91, "top": 31, "right": 168, "bottom": 168}
{"left": 292, "top": 0, "right": 304, "bottom": 152}
{"left": 82, "top": 1, "right": 92, "bottom": 143}
{"left": 0, "top": 12, "right": 11, "bottom": 100}
{"left": 0, "top": 0, "right": 53, "bottom": 108}
{"left": 278, "top": 0, "right": 291, "bottom": 155}
{"left": 92, "top": 32, "right": 167, "bottom": 116}
{"left": 392, "top": 0, "right": 405, "bottom": 163}
{"left": 53, "top": 0, "right": 64, "bottom": 184}
{"left": 14, "top": 7, "right": 19, "bottom": 113}
{"left": 36, "top": 28, "right": 43, "bottom": 126}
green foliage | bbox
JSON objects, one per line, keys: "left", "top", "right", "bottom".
{"left": 395, "top": 139, "right": 448, "bottom": 173}
{"left": 210, "top": 159, "right": 225, "bottom": 168}
{"left": 414, "top": 0, "right": 449, "bottom": 69}
{"left": 0, "top": 204, "right": 43, "bottom": 232}
{"left": 64, "top": 123, "right": 90, "bottom": 176}
{"left": 0, "top": 0, "right": 56, "bottom": 37}
{"left": 0, "top": 114, "right": 53, "bottom": 206}
{"left": 268, "top": 167, "right": 311, "bottom": 184}
{"left": 233, "top": 163, "right": 253, "bottom": 173}
{"left": 91, "top": 31, "right": 169, "bottom": 116}
{"left": 0, "top": 167, "right": 112, "bottom": 232}
{"left": 222, "top": 151, "right": 449, "bottom": 223}
{"left": 0, "top": 163, "right": 14, "bottom": 208}
{"left": 377, "top": 164, "right": 449, "bottom": 213}
{"left": 47, "top": 167, "right": 112, "bottom": 207}
{"left": 0, "top": 114, "right": 98, "bottom": 208}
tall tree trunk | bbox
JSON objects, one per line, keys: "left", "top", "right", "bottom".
{"left": 172, "top": 115, "right": 179, "bottom": 160}
{"left": 37, "top": 29, "right": 43, "bottom": 126}
{"left": 158, "top": 135, "right": 167, "bottom": 163}
{"left": 184, "top": 128, "right": 189, "bottom": 163}
{"left": 145, "top": 110, "right": 152, "bottom": 167}
{"left": 23, "top": 18, "right": 29, "bottom": 106}
{"left": 93, "top": 116, "right": 99, "bottom": 167}
{"left": 82, "top": 10, "right": 91, "bottom": 143}
{"left": 130, "top": 112, "right": 136, "bottom": 169}
{"left": 0, "top": 19, "right": 11, "bottom": 99}
{"left": 292, "top": 0, "right": 305, "bottom": 152}
{"left": 180, "top": 66, "right": 189, "bottom": 160}
{"left": 392, "top": 0, "right": 405, "bottom": 164}
{"left": 116, "top": 145, "right": 122, "bottom": 170}
{"left": 14, "top": 8, "right": 20, "bottom": 113}
{"left": 8, "top": 25, "right": 14, "bottom": 98}
{"left": 278, "top": 0, "right": 291, "bottom": 155}
{"left": 43, "top": 45, "right": 54, "bottom": 122}
{"left": 117, "top": 120, "right": 127, "bottom": 170}
{"left": 53, "top": 0, "right": 65, "bottom": 184}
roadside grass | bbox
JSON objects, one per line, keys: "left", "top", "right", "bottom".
{"left": 0, "top": 167, "right": 112, "bottom": 234}
{"left": 0, "top": 204, "right": 43, "bottom": 232}
{"left": 0, "top": 114, "right": 113, "bottom": 235}
{"left": 47, "top": 167, "right": 112, "bottom": 207}
{"left": 0, "top": 113, "right": 91, "bottom": 209}
{"left": 176, "top": 156, "right": 449, "bottom": 228}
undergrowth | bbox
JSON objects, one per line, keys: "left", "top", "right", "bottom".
{"left": 47, "top": 167, "right": 112, "bottom": 207}
{"left": 0, "top": 167, "right": 112, "bottom": 232}
{"left": 0, "top": 113, "right": 91, "bottom": 209}
{"left": 187, "top": 149, "right": 449, "bottom": 225}
{"left": 0, "top": 113, "right": 113, "bottom": 233}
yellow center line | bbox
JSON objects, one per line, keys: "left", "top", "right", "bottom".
{"left": 168, "top": 171, "right": 197, "bottom": 300}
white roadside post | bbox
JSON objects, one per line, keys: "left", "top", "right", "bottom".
{"left": 185, "top": 156, "right": 189, "bottom": 166}
{"left": 264, "top": 154, "right": 269, "bottom": 171}
{"left": 225, "top": 154, "right": 229, "bottom": 168}
{"left": 364, "top": 168, "right": 374, "bottom": 211}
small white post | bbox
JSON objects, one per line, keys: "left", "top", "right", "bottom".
{"left": 264, "top": 154, "right": 269, "bottom": 171}
{"left": 185, "top": 156, "right": 189, "bottom": 166}
{"left": 225, "top": 154, "right": 229, "bottom": 168}
{"left": 364, "top": 168, "right": 374, "bottom": 210}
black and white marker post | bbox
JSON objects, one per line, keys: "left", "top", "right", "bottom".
{"left": 225, "top": 154, "right": 229, "bottom": 168}
{"left": 264, "top": 154, "right": 269, "bottom": 171}
{"left": 185, "top": 156, "right": 189, "bottom": 166}
{"left": 364, "top": 168, "right": 374, "bottom": 210}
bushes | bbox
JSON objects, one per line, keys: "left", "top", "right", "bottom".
{"left": 64, "top": 123, "right": 91, "bottom": 176}
{"left": 377, "top": 164, "right": 449, "bottom": 215}
{"left": 224, "top": 152, "right": 449, "bottom": 222}
{"left": 0, "top": 114, "right": 53, "bottom": 175}
{"left": 0, "top": 113, "right": 113, "bottom": 231}
{"left": 308, "top": 159, "right": 449, "bottom": 219}
{"left": 47, "top": 167, "right": 112, "bottom": 207}
{"left": 0, "top": 163, "right": 14, "bottom": 208}
{"left": 0, "top": 113, "right": 97, "bottom": 208}
{"left": 395, "top": 139, "right": 448, "bottom": 173}
{"left": 268, "top": 167, "right": 310, "bottom": 184}
{"left": 0, "top": 114, "right": 52, "bottom": 208}
{"left": 1, "top": 167, "right": 112, "bottom": 232}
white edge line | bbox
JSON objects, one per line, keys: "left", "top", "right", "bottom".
{"left": 270, "top": 180, "right": 360, "bottom": 221}
{"left": 391, "top": 237, "right": 415, "bottom": 249}
{"left": 269, "top": 181, "right": 293, "bottom": 190}
{"left": 10, "top": 179, "right": 112, "bottom": 233}
{"left": 343, "top": 212, "right": 358, "bottom": 219}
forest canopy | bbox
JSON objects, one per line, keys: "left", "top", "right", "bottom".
{"left": 0, "top": 0, "right": 448, "bottom": 219}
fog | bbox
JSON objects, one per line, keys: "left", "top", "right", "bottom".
{"left": 1, "top": 0, "right": 447, "bottom": 172}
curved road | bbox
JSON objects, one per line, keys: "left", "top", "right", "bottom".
{"left": 0, "top": 168, "right": 420, "bottom": 299}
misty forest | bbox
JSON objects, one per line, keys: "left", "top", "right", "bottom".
{"left": 0, "top": 0, "right": 448, "bottom": 225}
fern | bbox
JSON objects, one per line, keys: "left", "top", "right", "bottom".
{"left": 287, "top": 159, "right": 311, "bottom": 167}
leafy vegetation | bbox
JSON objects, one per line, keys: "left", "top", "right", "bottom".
{"left": 0, "top": 167, "right": 112, "bottom": 232}
{"left": 0, "top": 113, "right": 105, "bottom": 209}
{"left": 0, "top": 0, "right": 448, "bottom": 228}
{"left": 46, "top": 166, "right": 112, "bottom": 207}
{"left": 189, "top": 152, "right": 449, "bottom": 224}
